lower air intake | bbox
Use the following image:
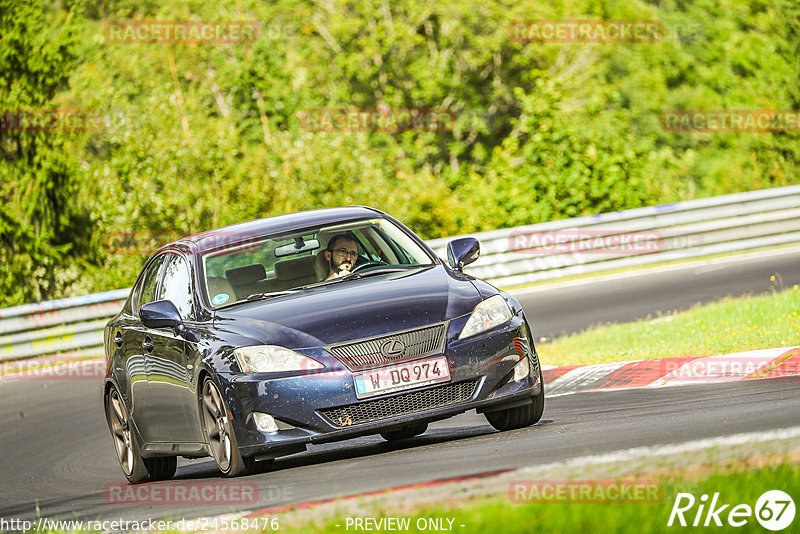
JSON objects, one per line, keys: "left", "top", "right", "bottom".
{"left": 320, "top": 379, "right": 479, "bottom": 427}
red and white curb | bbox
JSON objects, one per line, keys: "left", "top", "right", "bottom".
{"left": 542, "top": 346, "right": 800, "bottom": 396}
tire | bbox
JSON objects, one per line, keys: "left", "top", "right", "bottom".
{"left": 243, "top": 455, "right": 275, "bottom": 474}
{"left": 105, "top": 387, "right": 151, "bottom": 483}
{"left": 200, "top": 377, "right": 258, "bottom": 477}
{"left": 380, "top": 422, "right": 428, "bottom": 441}
{"left": 144, "top": 456, "right": 177, "bottom": 481}
{"left": 485, "top": 358, "right": 545, "bottom": 432}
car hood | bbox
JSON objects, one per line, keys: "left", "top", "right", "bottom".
{"left": 213, "top": 265, "right": 483, "bottom": 348}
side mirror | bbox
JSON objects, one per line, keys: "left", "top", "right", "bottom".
{"left": 140, "top": 300, "right": 183, "bottom": 329}
{"left": 446, "top": 237, "right": 480, "bottom": 271}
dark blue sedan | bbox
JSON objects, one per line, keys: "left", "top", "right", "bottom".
{"left": 103, "top": 207, "right": 544, "bottom": 481}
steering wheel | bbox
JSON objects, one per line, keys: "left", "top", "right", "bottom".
{"left": 349, "top": 260, "right": 388, "bottom": 274}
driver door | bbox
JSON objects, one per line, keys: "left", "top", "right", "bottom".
{"left": 141, "top": 253, "right": 202, "bottom": 443}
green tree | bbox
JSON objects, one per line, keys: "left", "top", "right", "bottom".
{"left": 0, "top": 0, "right": 93, "bottom": 306}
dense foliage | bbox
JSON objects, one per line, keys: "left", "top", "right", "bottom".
{"left": 1, "top": 0, "right": 798, "bottom": 305}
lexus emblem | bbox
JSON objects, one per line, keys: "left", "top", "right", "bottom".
{"left": 381, "top": 339, "right": 406, "bottom": 358}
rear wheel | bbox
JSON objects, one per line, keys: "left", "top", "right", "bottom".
{"left": 380, "top": 422, "right": 428, "bottom": 441}
{"left": 105, "top": 387, "right": 150, "bottom": 482}
{"left": 105, "top": 388, "right": 179, "bottom": 482}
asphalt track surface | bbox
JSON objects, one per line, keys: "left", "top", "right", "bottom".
{"left": 1, "top": 248, "right": 799, "bottom": 524}
{"left": 517, "top": 247, "right": 800, "bottom": 340}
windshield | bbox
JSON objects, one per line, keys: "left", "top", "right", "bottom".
{"left": 201, "top": 217, "right": 435, "bottom": 308}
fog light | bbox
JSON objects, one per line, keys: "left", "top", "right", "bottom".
{"left": 513, "top": 356, "right": 530, "bottom": 382}
{"left": 253, "top": 412, "right": 296, "bottom": 432}
{"left": 253, "top": 412, "right": 279, "bottom": 432}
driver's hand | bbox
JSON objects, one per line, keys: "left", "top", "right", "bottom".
{"left": 333, "top": 264, "right": 351, "bottom": 278}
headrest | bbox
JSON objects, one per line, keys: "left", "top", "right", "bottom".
{"left": 274, "top": 256, "right": 316, "bottom": 281}
{"left": 315, "top": 249, "right": 329, "bottom": 281}
{"left": 225, "top": 264, "right": 266, "bottom": 285}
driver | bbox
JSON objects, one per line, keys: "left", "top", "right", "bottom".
{"left": 324, "top": 234, "right": 358, "bottom": 280}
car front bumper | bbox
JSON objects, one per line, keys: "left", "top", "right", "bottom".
{"left": 219, "top": 313, "right": 542, "bottom": 458}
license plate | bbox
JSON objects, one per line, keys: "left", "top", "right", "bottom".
{"left": 353, "top": 356, "right": 450, "bottom": 399}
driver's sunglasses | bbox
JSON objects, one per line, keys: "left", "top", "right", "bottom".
{"left": 331, "top": 248, "right": 358, "bottom": 259}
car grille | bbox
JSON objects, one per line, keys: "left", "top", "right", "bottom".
{"left": 328, "top": 322, "right": 448, "bottom": 371}
{"left": 319, "top": 379, "right": 479, "bottom": 428}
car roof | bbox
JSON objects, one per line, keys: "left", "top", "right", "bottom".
{"left": 171, "top": 206, "right": 384, "bottom": 254}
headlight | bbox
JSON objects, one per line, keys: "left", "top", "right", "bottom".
{"left": 458, "top": 295, "right": 513, "bottom": 339}
{"left": 234, "top": 345, "right": 324, "bottom": 373}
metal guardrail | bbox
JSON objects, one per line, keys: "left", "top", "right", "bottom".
{"left": 0, "top": 289, "right": 129, "bottom": 364}
{"left": 428, "top": 184, "right": 800, "bottom": 287}
{"left": 2, "top": 185, "right": 799, "bottom": 364}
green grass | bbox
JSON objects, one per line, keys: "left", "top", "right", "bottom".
{"left": 539, "top": 286, "right": 800, "bottom": 367}
{"left": 295, "top": 460, "right": 800, "bottom": 533}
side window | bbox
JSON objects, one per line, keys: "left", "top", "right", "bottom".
{"left": 136, "top": 255, "right": 165, "bottom": 313}
{"left": 158, "top": 254, "right": 194, "bottom": 321}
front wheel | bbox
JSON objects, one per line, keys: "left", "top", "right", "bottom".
{"left": 200, "top": 377, "right": 273, "bottom": 477}
{"left": 485, "top": 374, "right": 545, "bottom": 431}
{"left": 484, "top": 391, "right": 543, "bottom": 431}
{"left": 201, "top": 377, "right": 247, "bottom": 477}
{"left": 380, "top": 422, "right": 428, "bottom": 441}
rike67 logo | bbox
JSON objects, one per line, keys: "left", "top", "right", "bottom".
{"left": 668, "top": 490, "right": 795, "bottom": 531}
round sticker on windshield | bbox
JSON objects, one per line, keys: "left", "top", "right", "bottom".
{"left": 212, "top": 293, "right": 229, "bottom": 305}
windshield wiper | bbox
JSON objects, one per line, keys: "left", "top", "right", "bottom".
{"left": 298, "top": 265, "right": 430, "bottom": 290}
{"left": 338, "top": 265, "right": 426, "bottom": 282}
{"left": 245, "top": 290, "right": 298, "bottom": 301}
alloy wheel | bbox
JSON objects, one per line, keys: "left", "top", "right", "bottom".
{"left": 107, "top": 389, "right": 134, "bottom": 476}
{"left": 202, "top": 379, "right": 233, "bottom": 472}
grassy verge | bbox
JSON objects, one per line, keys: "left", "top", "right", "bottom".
{"left": 539, "top": 286, "right": 800, "bottom": 367}
{"left": 300, "top": 460, "right": 800, "bottom": 533}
